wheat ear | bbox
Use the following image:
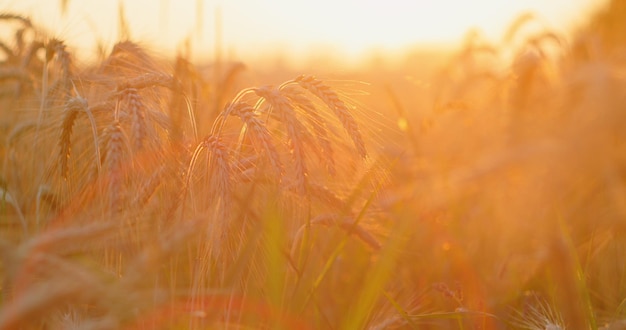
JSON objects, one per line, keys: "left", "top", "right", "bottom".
{"left": 58, "top": 97, "right": 86, "bottom": 178}
{"left": 101, "top": 121, "right": 129, "bottom": 212}
{"left": 283, "top": 86, "right": 336, "bottom": 175}
{"left": 50, "top": 39, "right": 72, "bottom": 100}
{"left": 308, "top": 183, "right": 346, "bottom": 210}
{"left": 184, "top": 135, "right": 233, "bottom": 259}
{"left": 184, "top": 135, "right": 232, "bottom": 218}
{"left": 254, "top": 86, "right": 308, "bottom": 194}
{"left": 58, "top": 96, "right": 101, "bottom": 178}
{"left": 119, "top": 87, "right": 147, "bottom": 151}
{"left": 210, "top": 137, "right": 232, "bottom": 258}
{"left": 229, "top": 101, "right": 283, "bottom": 177}
{"left": 204, "top": 135, "right": 232, "bottom": 205}
{"left": 293, "top": 75, "right": 367, "bottom": 158}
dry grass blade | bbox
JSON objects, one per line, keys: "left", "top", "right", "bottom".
{"left": 20, "top": 222, "right": 115, "bottom": 256}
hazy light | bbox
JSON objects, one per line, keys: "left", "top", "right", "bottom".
{"left": 1, "top": 0, "right": 604, "bottom": 65}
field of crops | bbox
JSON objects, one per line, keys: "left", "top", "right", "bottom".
{"left": 1, "top": 1, "right": 625, "bottom": 329}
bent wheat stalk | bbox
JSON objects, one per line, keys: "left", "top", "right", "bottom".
{"left": 291, "top": 213, "right": 381, "bottom": 260}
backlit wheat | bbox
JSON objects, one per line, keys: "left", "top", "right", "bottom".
{"left": 294, "top": 75, "right": 367, "bottom": 158}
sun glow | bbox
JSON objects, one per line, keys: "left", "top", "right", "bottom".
{"left": 2, "top": 0, "right": 603, "bottom": 64}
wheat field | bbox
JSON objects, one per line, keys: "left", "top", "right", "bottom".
{"left": 1, "top": 1, "right": 626, "bottom": 329}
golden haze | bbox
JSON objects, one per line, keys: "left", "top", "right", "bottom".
{"left": 0, "top": 0, "right": 624, "bottom": 329}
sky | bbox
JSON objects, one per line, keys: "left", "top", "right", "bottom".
{"left": 1, "top": 0, "right": 607, "bottom": 65}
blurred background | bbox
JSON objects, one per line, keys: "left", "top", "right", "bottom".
{"left": 0, "top": 0, "right": 605, "bottom": 68}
